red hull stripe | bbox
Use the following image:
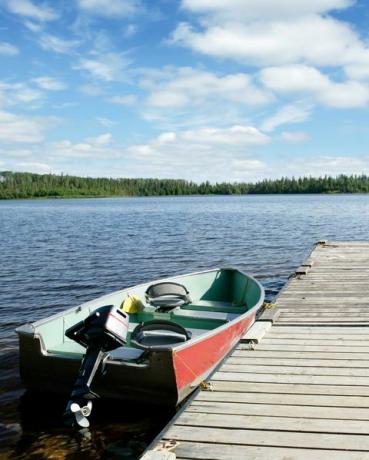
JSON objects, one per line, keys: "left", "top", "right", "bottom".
{"left": 173, "top": 314, "right": 255, "bottom": 391}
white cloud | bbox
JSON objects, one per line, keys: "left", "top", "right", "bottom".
{"left": 122, "top": 125, "right": 270, "bottom": 181}
{"left": 280, "top": 131, "right": 310, "bottom": 143}
{"left": 77, "top": 0, "right": 139, "bottom": 17}
{"left": 76, "top": 53, "right": 130, "bottom": 81}
{"left": 260, "top": 65, "right": 369, "bottom": 108}
{"left": 6, "top": 0, "right": 58, "bottom": 21}
{"left": 143, "top": 67, "right": 271, "bottom": 109}
{"left": 109, "top": 94, "right": 137, "bottom": 105}
{"left": 86, "top": 132, "right": 112, "bottom": 145}
{"left": 11, "top": 161, "right": 52, "bottom": 173}
{"left": 281, "top": 155, "right": 369, "bottom": 178}
{"left": 0, "top": 111, "right": 51, "bottom": 143}
{"left": 50, "top": 133, "right": 119, "bottom": 159}
{"left": 172, "top": 16, "right": 369, "bottom": 68}
{"left": 181, "top": 0, "right": 352, "bottom": 20}
{"left": 261, "top": 104, "right": 311, "bottom": 132}
{"left": 96, "top": 117, "right": 118, "bottom": 128}
{"left": 32, "top": 77, "right": 66, "bottom": 91}
{"left": 180, "top": 125, "right": 270, "bottom": 146}
{"left": 38, "top": 34, "right": 79, "bottom": 54}
{"left": 0, "top": 81, "right": 43, "bottom": 107}
{"left": 123, "top": 24, "right": 138, "bottom": 38}
{"left": 0, "top": 42, "right": 19, "bottom": 56}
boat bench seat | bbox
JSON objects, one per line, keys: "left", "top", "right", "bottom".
{"left": 174, "top": 308, "right": 238, "bottom": 322}
{"left": 182, "top": 300, "right": 247, "bottom": 314}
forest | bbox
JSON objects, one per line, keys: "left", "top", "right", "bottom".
{"left": 1, "top": 171, "right": 369, "bottom": 199}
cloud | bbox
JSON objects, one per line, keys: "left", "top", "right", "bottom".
{"left": 180, "top": 125, "right": 270, "bottom": 145}
{"left": 96, "top": 117, "right": 118, "bottom": 128}
{"left": 181, "top": 0, "right": 352, "bottom": 20}
{"left": 261, "top": 104, "right": 311, "bottom": 132}
{"left": 0, "top": 42, "right": 19, "bottom": 56}
{"left": 0, "top": 81, "right": 44, "bottom": 107}
{"left": 143, "top": 67, "right": 271, "bottom": 110}
{"left": 123, "top": 24, "right": 138, "bottom": 38}
{"left": 10, "top": 161, "right": 52, "bottom": 173}
{"left": 76, "top": 53, "right": 130, "bottom": 81}
{"left": 38, "top": 34, "right": 80, "bottom": 54}
{"left": 261, "top": 65, "right": 369, "bottom": 108}
{"left": 32, "top": 76, "right": 66, "bottom": 91}
{"left": 172, "top": 15, "right": 369, "bottom": 69}
{"left": 281, "top": 155, "right": 369, "bottom": 178}
{"left": 6, "top": 0, "right": 58, "bottom": 21}
{"left": 0, "top": 111, "right": 52, "bottom": 143}
{"left": 123, "top": 125, "right": 270, "bottom": 181}
{"left": 280, "top": 131, "right": 310, "bottom": 143}
{"left": 50, "top": 133, "right": 119, "bottom": 159}
{"left": 109, "top": 94, "right": 137, "bottom": 105}
{"left": 77, "top": 0, "right": 139, "bottom": 17}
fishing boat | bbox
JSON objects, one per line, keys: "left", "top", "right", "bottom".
{"left": 16, "top": 268, "right": 264, "bottom": 426}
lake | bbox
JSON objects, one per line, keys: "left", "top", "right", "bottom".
{"left": 1, "top": 194, "right": 369, "bottom": 459}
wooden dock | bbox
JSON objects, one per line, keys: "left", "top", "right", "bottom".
{"left": 144, "top": 242, "right": 369, "bottom": 459}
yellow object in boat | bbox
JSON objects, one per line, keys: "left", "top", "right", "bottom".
{"left": 121, "top": 294, "right": 144, "bottom": 313}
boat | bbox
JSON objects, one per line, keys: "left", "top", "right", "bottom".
{"left": 16, "top": 267, "right": 264, "bottom": 424}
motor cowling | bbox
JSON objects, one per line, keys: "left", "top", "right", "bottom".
{"left": 64, "top": 305, "right": 129, "bottom": 428}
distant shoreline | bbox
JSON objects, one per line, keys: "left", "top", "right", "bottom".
{"left": 1, "top": 171, "right": 369, "bottom": 199}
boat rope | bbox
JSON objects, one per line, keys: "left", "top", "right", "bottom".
{"left": 263, "top": 302, "right": 275, "bottom": 309}
{"left": 154, "top": 440, "right": 180, "bottom": 452}
{"left": 199, "top": 381, "right": 214, "bottom": 391}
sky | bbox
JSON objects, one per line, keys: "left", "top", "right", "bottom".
{"left": 1, "top": 0, "right": 369, "bottom": 182}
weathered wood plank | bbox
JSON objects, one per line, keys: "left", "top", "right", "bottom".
{"left": 267, "top": 333, "right": 369, "bottom": 340}
{"left": 241, "top": 321, "right": 271, "bottom": 343}
{"left": 226, "top": 356, "right": 369, "bottom": 367}
{"left": 241, "top": 343, "right": 369, "bottom": 352}
{"left": 261, "top": 339, "right": 369, "bottom": 346}
{"left": 270, "top": 326, "right": 369, "bottom": 333}
{"left": 212, "top": 371, "right": 369, "bottom": 386}
{"left": 174, "top": 442, "right": 369, "bottom": 460}
{"left": 175, "top": 412, "right": 369, "bottom": 435}
{"left": 220, "top": 364, "right": 369, "bottom": 377}
{"left": 195, "top": 390, "right": 369, "bottom": 407}
{"left": 164, "top": 425, "right": 369, "bottom": 451}
{"left": 208, "top": 380, "right": 369, "bottom": 396}
{"left": 232, "top": 349, "right": 369, "bottom": 360}
{"left": 188, "top": 401, "right": 369, "bottom": 420}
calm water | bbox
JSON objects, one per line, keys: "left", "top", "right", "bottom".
{"left": 2, "top": 194, "right": 369, "bottom": 458}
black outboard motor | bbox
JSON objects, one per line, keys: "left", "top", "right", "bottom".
{"left": 64, "top": 305, "right": 129, "bottom": 428}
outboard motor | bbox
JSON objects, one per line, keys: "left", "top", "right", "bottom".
{"left": 64, "top": 305, "right": 129, "bottom": 428}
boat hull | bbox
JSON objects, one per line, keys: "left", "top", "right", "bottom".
{"left": 17, "top": 268, "right": 264, "bottom": 405}
{"left": 18, "top": 309, "right": 257, "bottom": 405}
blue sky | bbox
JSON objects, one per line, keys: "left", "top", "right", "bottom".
{"left": 1, "top": 0, "right": 369, "bottom": 182}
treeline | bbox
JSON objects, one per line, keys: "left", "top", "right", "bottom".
{"left": 1, "top": 171, "right": 369, "bottom": 199}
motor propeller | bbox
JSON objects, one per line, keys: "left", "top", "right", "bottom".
{"left": 63, "top": 305, "right": 129, "bottom": 428}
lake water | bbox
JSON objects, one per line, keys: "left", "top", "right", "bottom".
{"left": 2, "top": 194, "right": 369, "bottom": 459}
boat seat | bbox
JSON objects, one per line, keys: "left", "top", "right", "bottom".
{"left": 108, "top": 347, "right": 145, "bottom": 361}
{"left": 173, "top": 309, "right": 238, "bottom": 322}
{"left": 182, "top": 300, "right": 247, "bottom": 314}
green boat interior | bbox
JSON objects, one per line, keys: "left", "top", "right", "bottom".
{"left": 32, "top": 268, "right": 262, "bottom": 358}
